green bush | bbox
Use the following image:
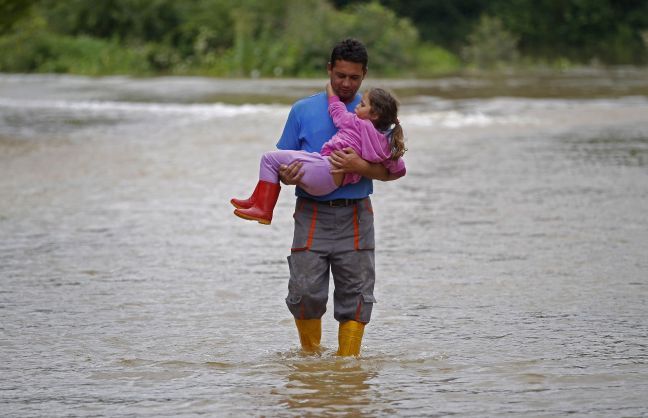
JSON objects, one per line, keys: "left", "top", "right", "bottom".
{"left": 0, "top": 30, "right": 151, "bottom": 74}
{"left": 412, "top": 43, "right": 461, "bottom": 76}
{"left": 178, "top": 0, "right": 440, "bottom": 78}
{"left": 2, "top": 0, "right": 648, "bottom": 75}
{"left": 462, "top": 15, "right": 519, "bottom": 69}
{"left": 0, "top": 0, "right": 462, "bottom": 77}
{"left": 340, "top": 2, "right": 420, "bottom": 76}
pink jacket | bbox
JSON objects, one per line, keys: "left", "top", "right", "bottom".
{"left": 320, "top": 96, "right": 406, "bottom": 186}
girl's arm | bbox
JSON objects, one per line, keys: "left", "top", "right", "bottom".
{"left": 326, "top": 83, "right": 357, "bottom": 129}
{"left": 328, "top": 99, "right": 357, "bottom": 129}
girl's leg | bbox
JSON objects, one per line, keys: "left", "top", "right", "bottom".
{"left": 260, "top": 150, "right": 338, "bottom": 196}
{"left": 259, "top": 150, "right": 309, "bottom": 183}
{"left": 230, "top": 150, "right": 300, "bottom": 216}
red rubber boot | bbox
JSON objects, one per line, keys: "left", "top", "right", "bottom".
{"left": 231, "top": 182, "right": 261, "bottom": 209}
{"left": 233, "top": 181, "right": 281, "bottom": 225}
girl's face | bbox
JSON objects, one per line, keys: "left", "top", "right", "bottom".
{"left": 355, "top": 92, "right": 376, "bottom": 121}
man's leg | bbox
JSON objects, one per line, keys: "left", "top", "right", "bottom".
{"left": 331, "top": 249, "right": 376, "bottom": 356}
{"left": 329, "top": 198, "right": 376, "bottom": 356}
{"left": 286, "top": 251, "right": 330, "bottom": 352}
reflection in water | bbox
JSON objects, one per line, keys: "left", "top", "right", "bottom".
{"left": 280, "top": 358, "right": 378, "bottom": 416}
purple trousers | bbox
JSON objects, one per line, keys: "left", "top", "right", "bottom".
{"left": 260, "top": 150, "right": 338, "bottom": 197}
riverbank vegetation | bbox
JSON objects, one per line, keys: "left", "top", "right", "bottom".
{"left": 1, "top": 0, "right": 647, "bottom": 77}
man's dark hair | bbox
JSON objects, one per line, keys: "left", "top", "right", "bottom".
{"left": 330, "top": 38, "right": 368, "bottom": 70}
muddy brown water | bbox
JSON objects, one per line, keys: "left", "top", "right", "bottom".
{"left": 1, "top": 72, "right": 647, "bottom": 416}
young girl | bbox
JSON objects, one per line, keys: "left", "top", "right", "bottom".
{"left": 231, "top": 83, "right": 406, "bottom": 224}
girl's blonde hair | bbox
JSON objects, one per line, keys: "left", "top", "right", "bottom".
{"left": 368, "top": 88, "right": 406, "bottom": 160}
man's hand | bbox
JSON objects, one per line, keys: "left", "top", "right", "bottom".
{"left": 329, "top": 147, "right": 393, "bottom": 181}
{"left": 279, "top": 161, "right": 304, "bottom": 185}
{"left": 328, "top": 147, "right": 365, "bottom": 175}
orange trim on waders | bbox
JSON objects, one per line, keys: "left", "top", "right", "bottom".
{"left": 353, "top": 204, "right": 360, "bottom": 250}
{"left": 354, "top": 297, "right": 363, "bottom": 321}
{"left": 306, "top": 204, "right": 318, "bottom": 249}
{"left": 291, "top": 202, "right": 318, "bottom": 252}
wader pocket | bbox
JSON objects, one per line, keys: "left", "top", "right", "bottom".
{"left": 285, "top": 255, "right": 303, "bottom": 317}
{"left": 285, "top": 293, "right": 303, "bottom": 319}
{"left": 355, "top": 199, "right": 375, "bottom": 250}
{"left": 361, "top": 294, "right": 377, "bottom": 304}
{"left": 355, "top": 294, "right": 377, "bottom": 323}
{"left": 291, "top": 200, "right": 317, "bottom": 252}
{"left": 285, "top": 294, "right": 302, "bottom": 305}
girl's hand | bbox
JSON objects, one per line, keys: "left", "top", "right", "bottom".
{"left": 326, "top": 82, "right": 335, "bottom": 98}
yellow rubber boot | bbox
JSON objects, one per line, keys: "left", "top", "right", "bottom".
{"left": 295, "top": 319, "right": 321, "bottom": 352}
{"left": 336, "top": 320, "right": 365, "bottom": 356}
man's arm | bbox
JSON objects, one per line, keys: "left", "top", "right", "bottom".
{"left": 276, "top": 105, "right": 305, "bottom": 185}
{"left": 328, "top": 148, "right": 399, "bottom": 181}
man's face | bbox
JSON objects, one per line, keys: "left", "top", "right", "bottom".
{"left": 327, "top": 59, "right": 366, "bottom": 103}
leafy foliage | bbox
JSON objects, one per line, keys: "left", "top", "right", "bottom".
{"left": 0, "top": 30, "right": 151, "bottom": 74}
{"left": 0, "top": 0, "right": 38, "bottom": 35}
{"left": 490, "top": 0, "right": 648, "bottom": 64}
{"left": 0, "top": 0, "right": 646, "bottom": 76}
{"left": 462, "top": 16, "right": 519, "bottom": 69}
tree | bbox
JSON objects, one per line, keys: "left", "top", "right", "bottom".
{"left": 487, "top": 0, "right": 648, "bottom": 64}
{"left": 0, "top": 0, "right": 38, "bottom": 34}
{"left": 462, "top": 15, "right": 518, "bottom": 68}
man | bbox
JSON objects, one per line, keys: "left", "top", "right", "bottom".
{"left": 277, "top": 39, "right": 397, "bottom": 356}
